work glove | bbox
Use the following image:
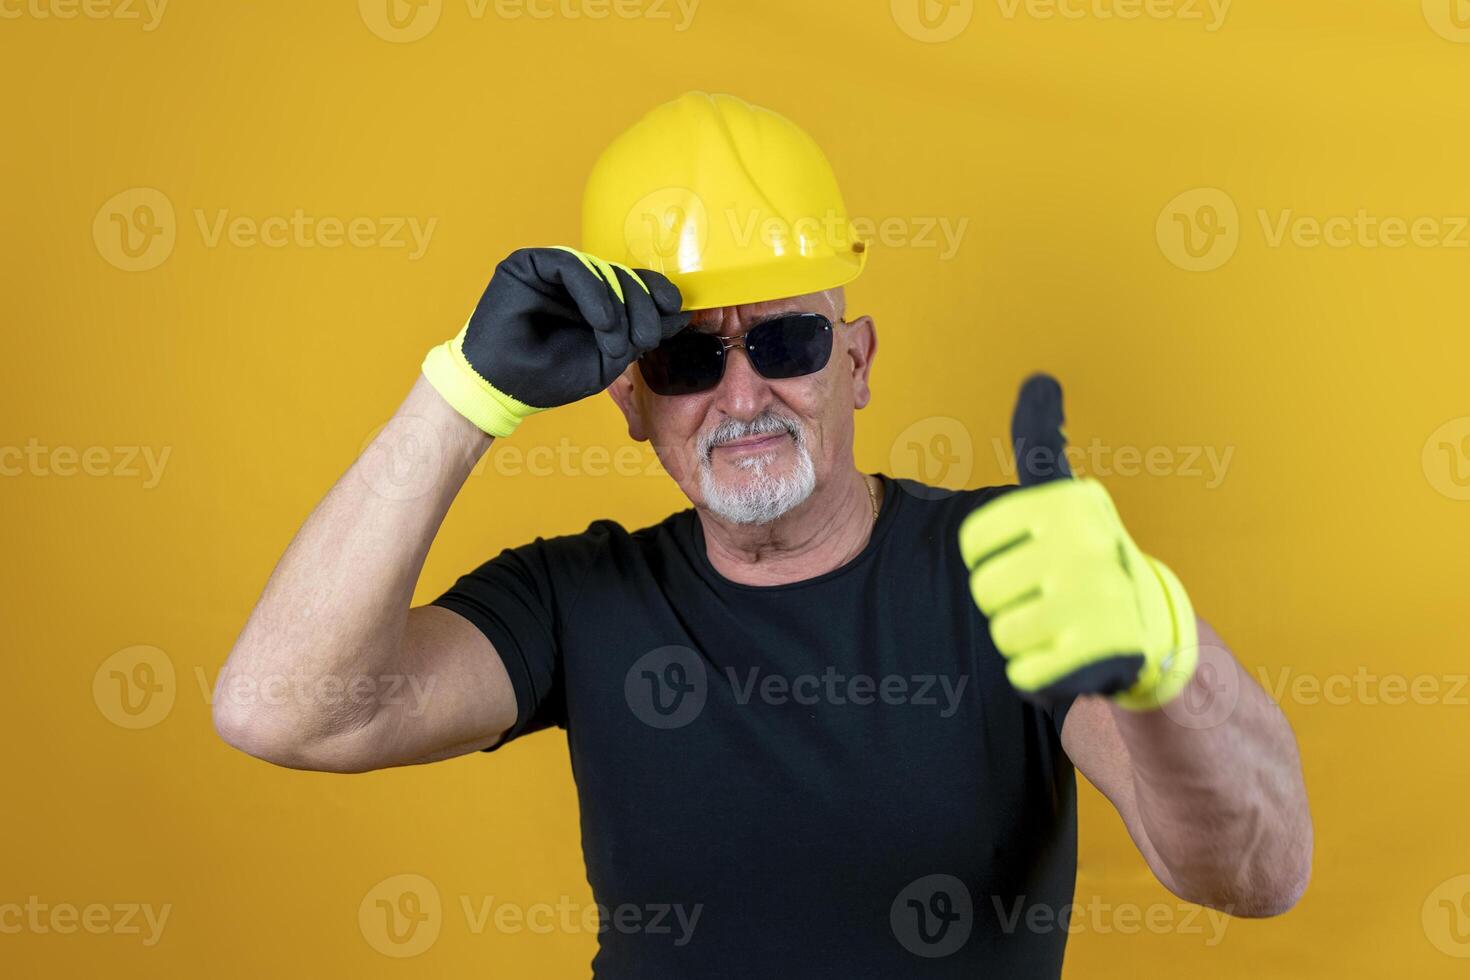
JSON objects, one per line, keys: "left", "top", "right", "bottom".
{"left": 422, "top": 246, "right": 691, "bottom": 437}
{"left": 958, "top": 375, "right": 1199, "bottom": 711}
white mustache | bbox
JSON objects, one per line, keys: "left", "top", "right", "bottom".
{"left": 699, "top": 413, "right": 802, "bottom": 463}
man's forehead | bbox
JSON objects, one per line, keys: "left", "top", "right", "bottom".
{"left": 688, "top": 288, "right": 843, "bottom": 333}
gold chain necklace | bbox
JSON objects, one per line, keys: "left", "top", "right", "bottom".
{"left": 865, "top": 474, "right": 878, "bottom": 523}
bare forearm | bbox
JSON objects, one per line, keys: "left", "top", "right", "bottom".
{"left": 1113, "top": 620, "right": 1313, "bottom": 916}
{"left": 215, "top": 377, "right": 491, "bottom": 751}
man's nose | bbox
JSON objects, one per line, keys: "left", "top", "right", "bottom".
{"left": 712, "top": 345, "right": 772, "bottom": 419}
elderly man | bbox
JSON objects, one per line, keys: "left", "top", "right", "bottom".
{"left": 214, "top": 92, "right": 1312, "bottom": 977}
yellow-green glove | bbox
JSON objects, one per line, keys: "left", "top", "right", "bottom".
{"left": 957, "top": 375, "right": 1199, "bottom": 710}
{"left": 422, "top": 246, "right": 690, "bottom": 437}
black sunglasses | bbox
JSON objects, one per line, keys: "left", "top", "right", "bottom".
{"left": 637, "top": 312, "right": 836, "bottom": 396}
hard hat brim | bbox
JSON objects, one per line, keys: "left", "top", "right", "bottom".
{"left": 672, "top": 245, "right": 868, "bottom": 312}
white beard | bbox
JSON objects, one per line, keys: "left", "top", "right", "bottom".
{"left": 696, "top": 412, "right": 817, "bottom": 525}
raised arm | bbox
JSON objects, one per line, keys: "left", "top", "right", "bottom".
{"left": 213, "top": 247, "right": 689, "bottom": 772}
{"left": 212, "top": 378, "right": 513, "bottom": 772}
{"left": 959, "top": 374, "right": 1312, "bottom": 915}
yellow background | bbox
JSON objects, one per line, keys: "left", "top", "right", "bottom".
{"left": 3, "top": 0, "right": 1468, "bottom": 975}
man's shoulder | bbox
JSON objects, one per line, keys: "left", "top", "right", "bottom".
{"left": 505, "top": 507, "right": 691, "bottom": 569}
{"left": 886, "top": 476, "right": 1019, "bottom": 524}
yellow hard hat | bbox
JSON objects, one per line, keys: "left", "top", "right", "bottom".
{"left": 581, "top": 91, "right": 868, "bottom": 312}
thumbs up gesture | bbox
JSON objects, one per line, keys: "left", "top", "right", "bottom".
{"left": 958, "top": 375, "right": 1199, "bottom": 711}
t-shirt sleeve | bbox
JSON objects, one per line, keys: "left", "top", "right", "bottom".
{"left": 1045, "top": 695, "right": 1078, "bottom": 745}
{"left": 429, "top": 522, "right": 611, "bottom": 752}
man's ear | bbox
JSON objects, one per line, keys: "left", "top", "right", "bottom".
{"left": 606, "top": 365, "right": 649, "bottom": 441}
{"left": 845, "top": 315, "right": 877, "bottom": 410}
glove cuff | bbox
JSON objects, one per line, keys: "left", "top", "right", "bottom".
{"left": 1113, "top": 555, "right": 1199, "bottom": 712}
{"left": 421, "top": 325, "right": 540, "bottom": 438}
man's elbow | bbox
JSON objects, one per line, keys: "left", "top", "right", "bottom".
{"left": 213, "top": 697, "right": 300, "bottom": 767}
{"left": 212, "top": 693, "right": 380, "bottom": 773}
{"left": 1226, "top": 863, "right": 1311, "bottom": 918}
{"left": 1191, "top": 836, "right": 1313, "bottom": 919}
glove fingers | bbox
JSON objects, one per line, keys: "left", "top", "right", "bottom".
{"left": 525, "top": 247, "right": 620, "bottom": 336}
{"left": 627, "top": 266, "right": 693, "bottom": 343}
{"left": 613, "top": 265, "right": 663, "bottom": 354}
{"left": 660, "top": 309, "right": 694, "bottom": 342}
{"left": 958, "top": 495, "right": 1035, "bottom": 570}
{"left": 967, "top": 540, "right": 1050, "bottom": 617}
{"left": 632, "top": 267, "right": 686, "bottom": 317}
{"left": 582, "top": 265, "right": 634, "bottom": 362}
{"left": 989, "top": 600, "right": 1053, "bottom": 656}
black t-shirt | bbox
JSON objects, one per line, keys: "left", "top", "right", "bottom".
{"left": 434, "top": 474, "right": 1078, "bottom": 978}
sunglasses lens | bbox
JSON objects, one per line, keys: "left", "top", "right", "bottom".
{"left": 638, "top": 328, "right": 724, "bottom": 396}
{"left": 748, "top": 314, "right": 833, "bottom": 380}
{"left": 638, "top": 314, "right": 835, "bottom": 396}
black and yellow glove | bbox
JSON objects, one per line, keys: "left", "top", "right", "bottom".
{"left": 422, "top": 246, "right": 690, "bottom": 437}
{"left": 958, "top": 375, "right": 1199, "bottom": 710}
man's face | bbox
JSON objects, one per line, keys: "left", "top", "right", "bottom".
{"left": 607, "top": 288, "right": 877, "bottom": 525}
